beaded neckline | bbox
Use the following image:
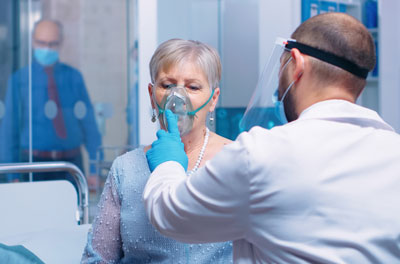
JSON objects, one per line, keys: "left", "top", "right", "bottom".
{"left": 186, "top": 127, "right": 210, "bottom": 176}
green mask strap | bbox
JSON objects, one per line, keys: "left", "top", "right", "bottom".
{"left": 187, "top": 89, "right": 215, "bottom": 116}
{"left": 156, "top": 102, "right": 165, "bottom": 115}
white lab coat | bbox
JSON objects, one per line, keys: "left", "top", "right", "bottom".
{"left": 143, "top": 100, "right": 400, "bottom": 263}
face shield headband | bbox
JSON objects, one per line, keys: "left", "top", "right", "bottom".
{"left": 285, "top": 41, "right": 369, "bottom": 79}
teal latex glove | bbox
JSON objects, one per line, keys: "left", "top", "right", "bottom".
{"left": 146, "top": 110, "right": 188, "bottom": 172}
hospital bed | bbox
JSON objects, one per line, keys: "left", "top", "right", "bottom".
{"left": 0, "top": 162, "right": 90, "bottom": 263}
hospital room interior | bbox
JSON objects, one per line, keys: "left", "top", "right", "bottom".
{"left": 0, "top": 0, "right": 399, "bottom": 263}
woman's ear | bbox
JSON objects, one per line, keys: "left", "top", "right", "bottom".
{"left": 290, "top": 48, "right": 305, "bottom": 81}
{"left": 148, "top": 83, "right": 155, "bottom": 109}
{"left": 209, "top": 88, "right": 220, "bottom": 112}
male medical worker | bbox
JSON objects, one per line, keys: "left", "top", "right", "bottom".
{"left": 144, "top": 13, "right": 400, "bottom": 263}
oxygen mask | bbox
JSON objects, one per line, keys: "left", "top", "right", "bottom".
{"left": 154, "top": 84, "right": 214, "bottom": 136}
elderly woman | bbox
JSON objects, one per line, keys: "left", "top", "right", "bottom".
{"left": 82, "top": 39, "right": 232, "bottom": 263}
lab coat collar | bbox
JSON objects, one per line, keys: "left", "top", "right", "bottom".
{"left": 297, "top": 99, "right": 394, "bottom": 132}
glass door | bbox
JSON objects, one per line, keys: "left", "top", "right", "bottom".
{"left": 0, "top": 0, "right": 139, "bottom": 198}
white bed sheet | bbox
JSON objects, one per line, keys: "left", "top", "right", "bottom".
{"left": 0, "top": 224, "right": 91, "bottom": 264}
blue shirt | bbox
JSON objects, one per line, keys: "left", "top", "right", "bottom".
{"left": 0, "top": 60, "right": 101, "bottom": 173}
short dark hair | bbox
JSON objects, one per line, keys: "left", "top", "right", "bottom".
{"left": 291, "top": 13, "right": 375, "bottom": 96}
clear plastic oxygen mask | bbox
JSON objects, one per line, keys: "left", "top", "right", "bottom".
{"left": 154, "top": 84, "right": 214, "bottom": 136}
{"left": 161, "top": 86, "right": 194, "bottom": 136}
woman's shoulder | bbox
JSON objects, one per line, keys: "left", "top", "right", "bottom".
{"left": 110, "top": 146, "right": 148, "bottom": 174}
{"left": 108, "top": 146, "right": 150, "bottom": 193}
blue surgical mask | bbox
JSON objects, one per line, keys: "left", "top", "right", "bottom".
{"left": 272, "top": 56, "right": 295, "bottom": 125}
{"left": 34, "top": 48, "right": 59, "bottom": 66}
{"left": 273, "top": 81, "right": 294, "bottom": 125}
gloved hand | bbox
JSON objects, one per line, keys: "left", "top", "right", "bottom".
{"left": 146, "top": 110, "right": 188, "bottom": 172}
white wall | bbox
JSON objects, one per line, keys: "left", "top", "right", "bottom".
{"left": 157, "top": 0, "right": 191, "bottom": 43}
{"left": 138, "top": 0, "right": 158, "bottom": 145}
{"left": 157, "top": 0, "right": 219, "bottom": 50}
{"left": 259, "top": 0, "right": 301, "bottom": 74}
{"left": 219, "top": 0, "right": 259, "bottom": 107}
{"left": 379, "top": 0, "right": 400, "bottom": 132}
{"left": 190, "top": 0, "right": 219, "bottom": 49}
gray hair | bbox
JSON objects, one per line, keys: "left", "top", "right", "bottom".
{"left": 33, "top": 19, "right": 64, "bottom": 42}
{"left": 149, "top": 39, "right": 221, "bottom": 89}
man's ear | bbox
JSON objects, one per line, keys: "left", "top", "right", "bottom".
{"left": 148, "top": 83, "right": 155, "bottom": 109}
{"left": 290, "top": 48, "right": 305, "bottom": 81}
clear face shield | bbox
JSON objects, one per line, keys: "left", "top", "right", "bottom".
{"left": 152, "top": 84, "right": 214, "bottom": 136}
{"left": 239, "top": 36, "right": 370, "bottom": 131}
{"left": 239, "top": 37, "right": 293, "bottom": 131}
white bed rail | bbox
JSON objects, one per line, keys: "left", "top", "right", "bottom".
{"left": 0, "top": 162, "right": 89, "bottom": 224}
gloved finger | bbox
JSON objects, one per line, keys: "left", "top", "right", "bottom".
{"left": 156, "top": 129, "right": 167, "bottom": 139}
{"left": 165, "top": 110, "right": 180, "bottom": 136}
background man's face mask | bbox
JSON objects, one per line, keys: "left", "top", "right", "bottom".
{"left": 154, "top": 85, "right": 214, "bottom": 136}
{"left": 34, "top": 48, "right": 59, "bottom": 66}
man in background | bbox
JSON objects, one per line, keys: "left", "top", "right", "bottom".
{"left": 0, "top": 19, "right": 101, "bottom": 187}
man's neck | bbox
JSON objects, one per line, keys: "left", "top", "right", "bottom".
{"left": 296, "top": 84, "right": 356, "bottom": 118}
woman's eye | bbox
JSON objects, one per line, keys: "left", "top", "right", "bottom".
{"left": 188, "top": 85, "right": 201, "bottom": 91}
{"left": 161, "top": 83, "right": 174, "bottom": 89}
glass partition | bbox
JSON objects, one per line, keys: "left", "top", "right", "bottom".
{"left": 0, "top": 0, "right": 139, "bottom": 200}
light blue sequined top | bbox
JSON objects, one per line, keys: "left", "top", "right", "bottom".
{"left": 82, "top": 147, "right": 232, "bottom": 263}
